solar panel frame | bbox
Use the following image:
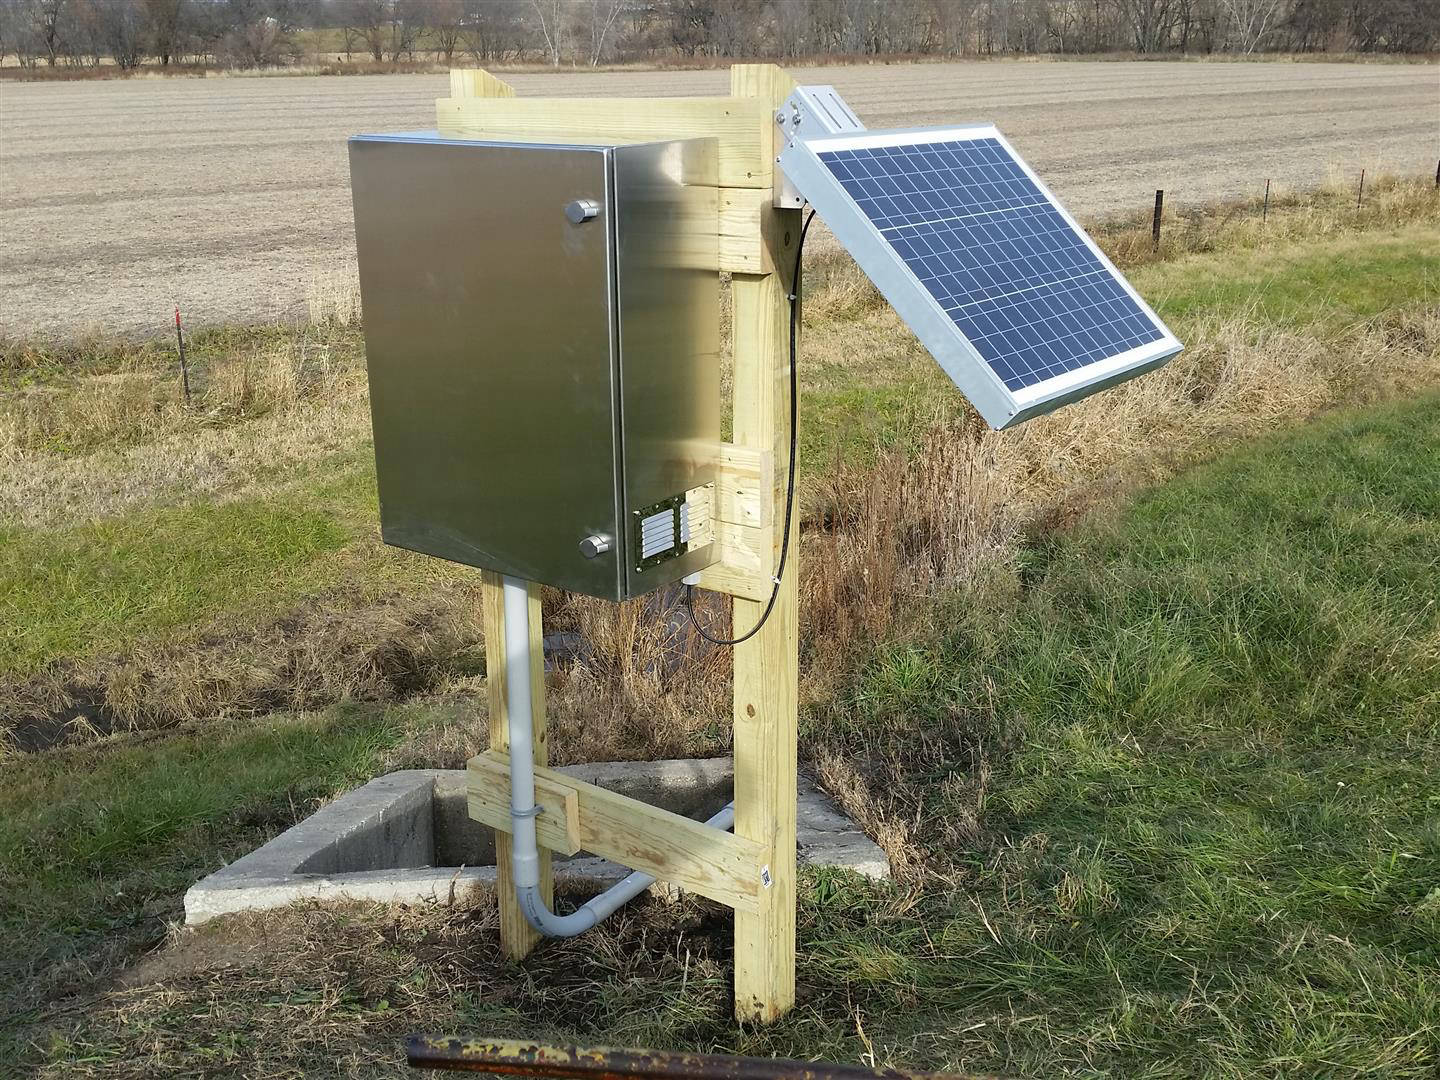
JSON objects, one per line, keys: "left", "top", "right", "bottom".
{"left": 779, "top": 124, "right": 1182, "bottom": 429}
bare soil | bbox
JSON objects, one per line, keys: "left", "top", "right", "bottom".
{"left": 1, "top": 61, "right": 1435, "bottom": 339}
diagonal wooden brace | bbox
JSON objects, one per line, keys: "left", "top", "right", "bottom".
{"left": 467, "top": 750, "right": 766, "bottom": 915}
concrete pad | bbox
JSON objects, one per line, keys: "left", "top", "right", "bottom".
{"left": 185, "top": 758, "right": 888, "bottom": 925}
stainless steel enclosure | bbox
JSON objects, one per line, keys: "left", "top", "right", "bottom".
{"left": 350, "top": 133, "right": 719, "bottom": 600}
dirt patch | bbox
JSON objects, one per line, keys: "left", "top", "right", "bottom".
{"left": 2, "top": 62, "right": 1435, "bottom": 340}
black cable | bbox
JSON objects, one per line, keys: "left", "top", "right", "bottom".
{"left": 686, "top": 208, "right": 816, "bottom": 647}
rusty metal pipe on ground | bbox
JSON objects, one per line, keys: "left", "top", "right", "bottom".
{"left": 406, "top": 1037, "right": 993, "bottom": 1080}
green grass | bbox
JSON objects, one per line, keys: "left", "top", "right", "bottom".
{"left": 0, "top": 471, "right": 369, "bottom": 678}
{"left": 0, "top": 322, "right": 361, "bottom": 392}
{"left": 1136, "top": 226, "right": 1440, "bottom": 327}
{"left": 799, "top": 379, "right": 959, "bottom": 472}
{"left": 0, "top": 701, "right": 418, "bottom": 1033}
{"left": 11, "top": 385, "right": 1440, "bottom": 1078}
{"left": 794, "top": 225, "right": 1437, "bottom": 475}
{"left": 796, "top": 391, "right": 1440, "bottom": 1074}
{"left": 2, "top": 227, "right": 1432, "bottom": 694}
{"left": 3, "top": 192, "right": 1438, "bottom": 1074}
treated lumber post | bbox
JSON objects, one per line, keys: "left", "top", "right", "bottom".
{"left": 728, "top": 62, "right": 801, "bottom": 1024}
{"left": 481, "top": 570, "right": 551, "bottom": 960}
{"left": 449, "top": 68, "right": 515, "bottom": 99}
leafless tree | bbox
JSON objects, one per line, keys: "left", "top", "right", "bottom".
{"left": 143, "top": 0, "right": 184, "bottom": 64}
{"left": 421, "top": 0, "right": 463, "bottom": 60}
{"left": 0, "top": 0, "right": 34, "bottom": 64}
{"left": 1220, "top": 0, "right": 1284, "bottom": 50}
{"left": 1113, "top": 0, "right": 1180, "bottom": 50}
{"left": 6, "top": 0, "right": 1437, "bottom": 70}
{"left": 352, "top": 0, "right": 424, "bottom": 61}
{"left": 580, "top": 0, "right": 622, "bottom": 63}
{"left": 92, "top": 0, "right": 147, "bottom": 66}
{"left": 457, "top": 0, "right": 526, "bottom": 60}
{"left": 0, "top": 0, "right": 15, "bottom": 61}
{"left": 528, "top": 0, "right": 565, "bottom": 64}
{"left": 772, "top": 0, "right": 812, "bottom": 56}
{"left": 216, "top": 0, "right": 301, "bottom": 67}
{"left": 24, "top": 0, "right": 68, "bottom": 65}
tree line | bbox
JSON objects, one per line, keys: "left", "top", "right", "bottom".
{"left": 1, "top": 0, "right": 1434, "bottom": 71}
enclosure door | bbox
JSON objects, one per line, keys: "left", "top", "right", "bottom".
{"left": 351, "top": 137, "right": 623, "bottom": 599}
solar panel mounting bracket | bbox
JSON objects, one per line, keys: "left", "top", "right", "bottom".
{"left": 773, "top": 85, "right": 866, "bottom": 208}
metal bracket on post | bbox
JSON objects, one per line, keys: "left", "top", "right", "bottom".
{"left": 772, "top": 85, "right": 866, "bottom": 208}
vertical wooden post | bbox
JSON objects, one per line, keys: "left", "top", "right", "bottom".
{"left": 481, "top": 570, "right": 551, "bottom": 960}
{"left": 728, "top": 63, "right": 800, "bottom": 1024}
{"left": 1151, "top": 189, "right": 1164, "bottom": 253}
{"left": 449, "top": 67, "right": 515, "bottom": 99}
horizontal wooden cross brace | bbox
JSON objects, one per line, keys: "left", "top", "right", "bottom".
{"left": 467, "top": 750, "right": 768, "bottom": 914}
{"left": 436, "top": 94, "right": 774, "bottom": 188}
{"left": 434, "top": 96, "right": 786, "bottom": 275}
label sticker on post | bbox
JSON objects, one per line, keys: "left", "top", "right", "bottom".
{"left": 761, "top": 865, "right": 773, "bottom": 889}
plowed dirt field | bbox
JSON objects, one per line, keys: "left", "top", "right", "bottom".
{"left": 2, "top": 61, "right": 1435, "bottom": 338}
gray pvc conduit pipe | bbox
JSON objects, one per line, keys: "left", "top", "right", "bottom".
{"left": 502, "top": 575, "right": 736, "bottom": 938}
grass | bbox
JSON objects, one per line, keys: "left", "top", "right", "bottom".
{"left": 1142, "top": 227, "right": 1440, "bottom": 328}
{"left": 809, "top": 393, "right": 1440, "bottom": 1073}
{"left": 9, "top": 390, "right": 1439, "bottom": 1077}
{"left": 795, "top": 173, "right": 1440, "bottom": 473}
{"left": 0, "top": 701, "right": 426, "bottom": 1041}
{"left": 0, "top": 180, "right": 1433, "bottom": 754}
{"left": 0, "top": 485, "right": 356, "bottom": 677}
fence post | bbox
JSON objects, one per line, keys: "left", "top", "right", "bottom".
{"left": 174, "top": 306, "right": 191, "bottom": 407}
{"left": 1262, "top": 178, "right": 1270, "bottom": 224}
{"left": 1151, "top": 189, "right": 1164, "bottom": 252}
{"left": 1356, "top": 169, "right": 1364, "bottom": 210}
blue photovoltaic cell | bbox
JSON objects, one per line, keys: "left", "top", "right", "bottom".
{"left": 816, "top": 137, "right": 1165, "bottom": 392}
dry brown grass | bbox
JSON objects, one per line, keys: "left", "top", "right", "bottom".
{"left": 1097, "top": 172, "right": 1437, "bottom": 270}
{"left": 4, "top": 190, "right": 1439, "bottom": 1078}
{"left": 2, "top": 183, "right": 1435, "bottom": 763}
{"left": 788, "top": 304, "right": 1437, "bottom": 840}
{"left": 0, "top": 332, "right": 369, "bottom": 530}
{"left": 806, "top": 307, "right": 1436, "bottom": 612}
{"left": 306, "top": 268, "right": 363, "bottom": 327}
{"left": 0, "top": 58, "right": 452, "bottom": 82}
{"left": 0, "top": 575, "right": 486, "bottom": 753}
{"left": 12, "top": 300, "right": 1425, "bottom": 760}
{"left": 27, "top": 894, "right": 735, "bottom": 1079}
{"left": 542, "top": 587, "right": 735, "bottom": 764}
{"left": 0, "top": 335, "right": 360, "bottom": 460}
{"left": 5, "top": 310, "right": 1435, "bottom": 760}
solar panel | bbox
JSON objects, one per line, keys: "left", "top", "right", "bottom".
{"left": 779, "top": 125, "right": 1182, "bottom": 429}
